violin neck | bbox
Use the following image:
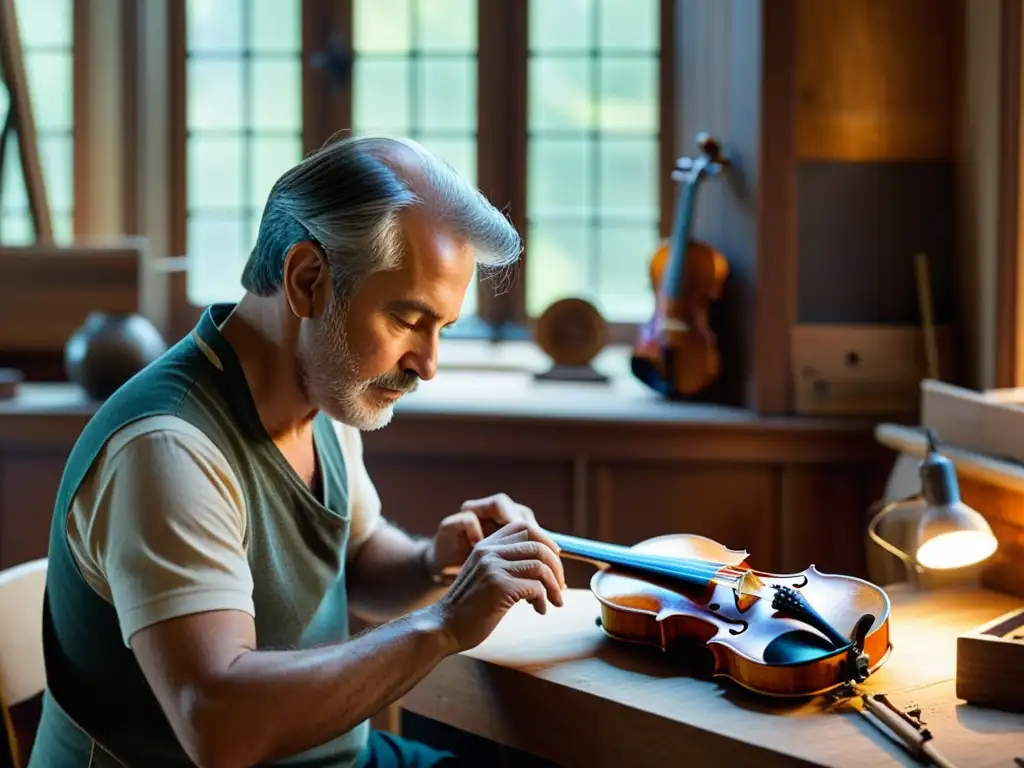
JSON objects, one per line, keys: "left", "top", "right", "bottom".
{"left": 661, "top": 177, "right": 699, "bottom": 303}
{"left": 548, "top": 532, "right": 724, "bottom": 590}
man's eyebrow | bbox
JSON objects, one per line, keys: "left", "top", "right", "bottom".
{"left": 389, "top": 298, "right": 444, "bottom": 322}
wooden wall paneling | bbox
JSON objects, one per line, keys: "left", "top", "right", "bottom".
{"left": 675, "top": 0, "right": 797, "bottom": 413}
{"left": 995, "top": 0, "right": 1024, "bottom": 388}
{"left": 777, "top": 464, "right": 880, "bottom": 580}
{"left": 0, "top": 245, "right": 143, "bottom": 350}
{"left": 0, "top": 452, "right": 65, "bottom": 569}
{"left": 957, "top": 0, "right": 1004, "bottom": 390}
{"left": 74, "top": 0, "right": 127, "bottom": 239}
{"left": 589, "top": 461, "right": 779, "bottom": 571}
{"left": 364, "top": 457, "right": 575, "bottom": 538}
{"left": 955, "top": 476, "right": 1024, "bottom": 597}
{"left": 795, "top": 0, "right": 957, "bottom": 162}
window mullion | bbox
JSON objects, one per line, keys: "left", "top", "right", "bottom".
{"left": 475, "top": 0, "right": 528, "bottom": 338}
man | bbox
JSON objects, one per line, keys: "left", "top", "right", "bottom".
{"left": 30, "top": 135, "right": 566, "bottom": 768}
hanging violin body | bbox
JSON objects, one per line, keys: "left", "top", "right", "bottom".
{"left": 549, "top": 531, "right": 893, "bottom": 698}
{"left": 631, "top": 133, "right": 730, "bottom": 399}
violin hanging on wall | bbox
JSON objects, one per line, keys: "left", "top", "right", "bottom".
{"left": 547, "top": 530, "right": 893, "bottom": 698}
{"left": 631, "top": 133, "right": 730, "bottom": 399}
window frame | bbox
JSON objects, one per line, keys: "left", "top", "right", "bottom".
{"left": 167, "top": 0, "right": 677, "bottom": 345}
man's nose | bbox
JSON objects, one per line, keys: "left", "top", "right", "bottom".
{"left": 404, "top": 336, "right": 438, "bottom": 382}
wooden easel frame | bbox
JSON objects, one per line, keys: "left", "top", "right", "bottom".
{"left": 0, "top": 0, "right": 53, "bottom": 243}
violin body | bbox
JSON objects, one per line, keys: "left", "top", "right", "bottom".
{"left": 633, "top": 238, "right": 729, "bottom": 397}
{"left": 550, "top": 532, "right": 893, "bottom": 698}
{"left": 631, "top": 133, "right": 730, "bottom": 399}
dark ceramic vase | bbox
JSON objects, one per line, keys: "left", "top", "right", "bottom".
{"left": 64, "top": 312, "right": 168, "bottom": 400}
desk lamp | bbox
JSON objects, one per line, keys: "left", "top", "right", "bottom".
{"left": 869, "top": 429, "right": 998, "bottom": 577}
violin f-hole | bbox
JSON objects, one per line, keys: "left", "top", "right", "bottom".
{"left": 706, "top": 605, "right": 749, "bottom": 636}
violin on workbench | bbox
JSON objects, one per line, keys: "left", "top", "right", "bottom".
{"left": 632, "top": 132, "right": 730, "bottom": 399}
{"left": 548, "top": 530, "right": 893, "bottom": 698}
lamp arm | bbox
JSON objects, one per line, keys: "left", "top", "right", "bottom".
{"left": 867, "top": 494, "right": 923, "bottom": 572}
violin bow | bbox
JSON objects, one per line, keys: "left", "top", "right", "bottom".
{"left": 831, "top": 687, "right": 960, "bottom": 768}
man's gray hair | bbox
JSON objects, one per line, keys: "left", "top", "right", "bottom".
{"left": 242, "top": 134, "right": 522, "bottom": 298}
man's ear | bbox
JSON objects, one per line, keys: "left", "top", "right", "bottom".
{"left": 282, "top": 241, "right": 330, "bottom": 319}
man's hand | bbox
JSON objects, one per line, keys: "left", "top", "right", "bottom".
{"left": 426, "top": 493, "right": 564, "bottom": 586}
{"left": 430, "top": 520, "right": 566, "bottom": 652}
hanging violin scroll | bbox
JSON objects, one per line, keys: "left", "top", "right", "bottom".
{"left": 631, "top": 132, "right": 730, "bottom": 401}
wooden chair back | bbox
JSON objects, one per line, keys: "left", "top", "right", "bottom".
{"left": 0, "top": 559, "right": 47, "bottom": 768}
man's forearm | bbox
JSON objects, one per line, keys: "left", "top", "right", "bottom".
{"left": 192, "top": 607, "right": 452, "bottom": 768}
{"left": 346, "top": 523, "right": 449, "bottom": 622}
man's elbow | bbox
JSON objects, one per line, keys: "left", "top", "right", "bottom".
{"left": 176, "top": 683, "right": 266, "bottom": 768}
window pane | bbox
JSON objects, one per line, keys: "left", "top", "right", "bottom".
{"left": 251, "top": 0, "right": 300, "bottom": 52}
{"left": 1, "top": 134, "right": 27, "bottom": 211}
{"left": 250, "top": 136, "right": 303, "bottom": 209}
{"left": 598, "top": 138, "right": 657, "bottom": 219}
{"left": 14, "top": 0, "right": 71, "bottom": 47}
{"left": 530, "top": 0, "right": 593, "bottom": 52}
{"left": 187, "top": 0, "right": 244, "bottom": 53}
{"left": 595, "top": 225, "right": 658, "bottom": 321}
{"left": 52, "top": 212, "right": 73, "bottom": 243}
{"left": 528, "top": 138, "right": 593, "bottom": 219}
{"left": 599, "top": 58, "right": 658, "bottom": 132}
{"left": 354, "top": 0, "right": 412, "bottom": 54}
{"left": 187, "top": 215, "right": 249, "bottom": 306}
{"left": 27, "top": 52, "right": 72, "bottom": 131}
{"left": 417, "top": 137, "right": 477, "bottom": 185}
{"left": 417, "top": 0, "right": 477, "bottom": 53}
{"left": 39, "top": 134, "right": 73, "bottom": 211}
{"left": 188, "top": 136, "right": 245, "bottom": 209}
{"left": 600, "top": 0, "right": 658, "bottom": 51}
{"left": 417, "top": 58, "right": 475, "bottom": 132}
{"left": 353, "top": 59, "right": 411, "bottom": 132}
{"left": 526, "top": 225, "right": 591, "bottom": 316}
{"left": 250, "top": 59, "right": 302, "bottom": 131}
{"left": 188, "top": 60, "right": 245, "bottom": 130}
{"left": 528, "top": 58, "right": 592, "bottom": 132}
{"left": 525, "top": 0, "right": 660, "bottom": 321}
{"left": 0, "top": 216, "right": 32, "bottom": 245}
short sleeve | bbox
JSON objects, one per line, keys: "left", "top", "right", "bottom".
{"left": 331, "top": 421, "right": 385, "bottom": 558}
{"left": 66, "top": 416, "right": 254, "bottom": 647}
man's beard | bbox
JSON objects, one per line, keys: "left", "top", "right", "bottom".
{"left": 300, "top": 295, "right": 418, "bottom": 431}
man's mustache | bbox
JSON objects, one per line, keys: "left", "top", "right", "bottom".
{"left": 368, "top": 371, "right": 419, "bottom": 393}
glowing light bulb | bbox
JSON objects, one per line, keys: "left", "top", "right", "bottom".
{"left": 915, "top": 529, "right": 998, "bottom": 570}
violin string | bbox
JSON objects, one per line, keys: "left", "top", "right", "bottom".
{"left": 555, "top": 539, "right": 757, "bottom": 585}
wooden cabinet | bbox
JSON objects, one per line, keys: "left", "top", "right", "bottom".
{"left": 0, "top": 378, "right": 891, "bottom": 585}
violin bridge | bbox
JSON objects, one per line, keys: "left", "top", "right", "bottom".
{"left": 727, "top": 570, "right": 770, "bottom": 613}
{"left": 735, "top": 570, "right": 767, "bottom": 597}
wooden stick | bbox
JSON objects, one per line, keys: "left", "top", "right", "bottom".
{"left": 0, "top": 0, "right": 52, "bottom": 243}
{"left": 860, "top": 693, "right": 961, "bottom": 768}
{"left": 915, "top": 252, "right": 940, "bottom": 380}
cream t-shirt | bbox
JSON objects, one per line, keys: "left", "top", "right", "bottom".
{"left": 65, "top": 415, "right": 384, "bottom": 646}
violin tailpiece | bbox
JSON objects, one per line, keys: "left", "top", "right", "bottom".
{"left": 771, "top": 585, "right": 855, "bottom": 650}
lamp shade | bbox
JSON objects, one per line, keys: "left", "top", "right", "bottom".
{"left": 915, "top": 501, "right": 998, "bottom": 570}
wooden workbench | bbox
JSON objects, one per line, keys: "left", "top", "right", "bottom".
{"left": 400, "top": 584, "right": 1024, "bottom": 767}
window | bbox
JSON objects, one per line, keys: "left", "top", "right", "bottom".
{"left": 0, "top": 0, "right": 75, "bottom": 245}
{"left": 172, "top": 1, "right": 668, "bottom": 339}
{"left": 184, "top": 0, "right": 304, "bottom": 306}
{"left": 526, "top": 0, "right": 660, "bottom": 324}
{"left": 350, "top": 0, "right": 479, "bottom": 317}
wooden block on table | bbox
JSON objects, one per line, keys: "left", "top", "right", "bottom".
{"left": 920, "top": 379, "right": 1024, "bottom": 464}
{"left": 791, "top": 324, "right": 953, "bottom": 416}
{"left": 956, "top": 606, "right": 1024, "bottom": 713}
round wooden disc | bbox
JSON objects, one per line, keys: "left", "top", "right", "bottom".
{"left": 534, "top": 298, "right": 609, "bottom": 367}
{"left": 0, "top": 367, "right": 24, "bottom": 400}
